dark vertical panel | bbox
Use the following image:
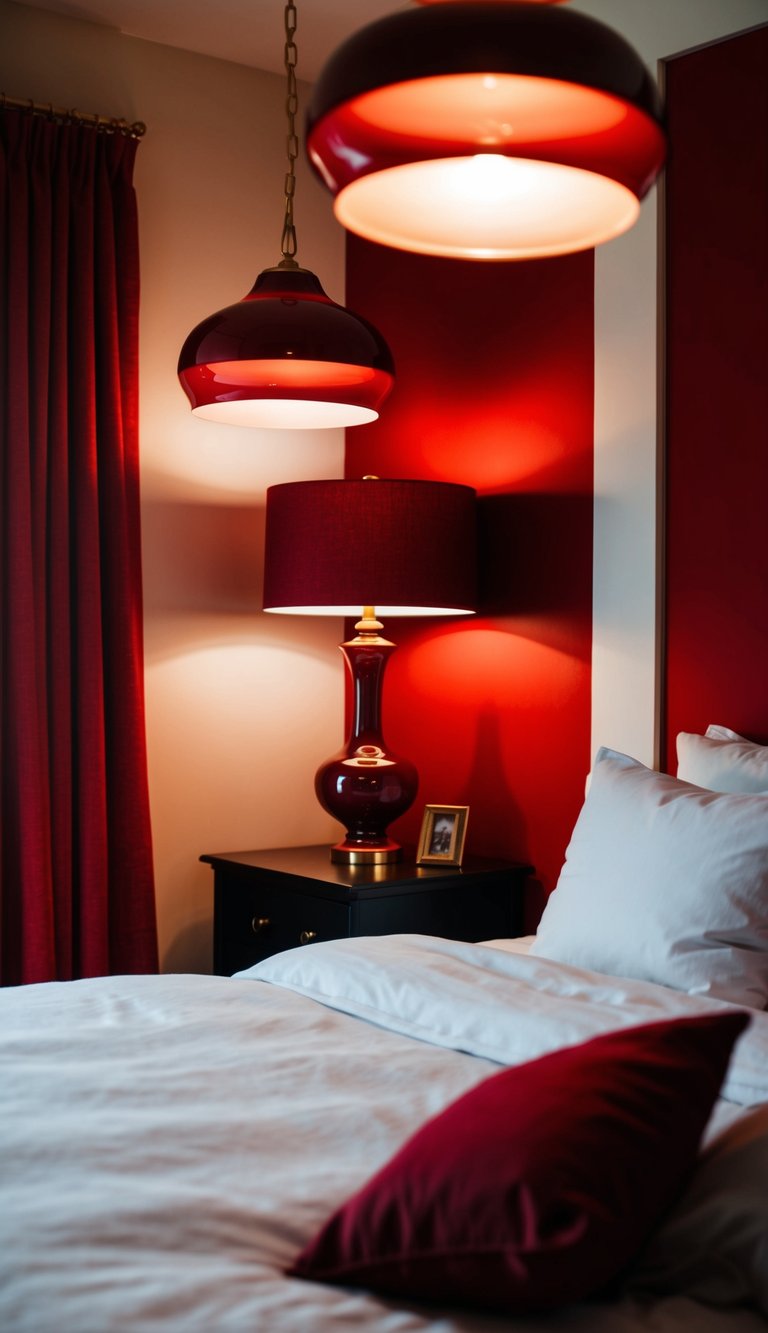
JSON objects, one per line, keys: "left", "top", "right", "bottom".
{"left": 662, "top": 25, "right": 768, "bottom": 767}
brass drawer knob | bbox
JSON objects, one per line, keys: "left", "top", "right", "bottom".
{"left": 251, "top": 916, "right": 271, "bottom": 935}
{"left": 299, "top": 930, "right": 317, "bottom": 945}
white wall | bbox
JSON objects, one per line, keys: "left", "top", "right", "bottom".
{"left": 0, "top": 0, "right": 345, "bottom": 972}
{"left": 579, "top": 0, "right": 768, "bottom": 769}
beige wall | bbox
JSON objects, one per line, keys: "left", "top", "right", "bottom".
{"left": 0, "top": 0, "right": 345, "bottom": 972}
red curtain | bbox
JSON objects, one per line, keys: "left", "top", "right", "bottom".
{"left": 0, "top": 109, "right": 158, "bottom": 984}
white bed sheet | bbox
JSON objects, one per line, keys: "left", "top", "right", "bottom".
{"left": 479, "top": 934, "right": 536, "bottom": 954}
{"left": 1, "top": 934, "right": 766, "bottom": 1333}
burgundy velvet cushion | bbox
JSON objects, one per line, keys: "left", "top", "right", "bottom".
{"left": 289, "top": 1011, "right": 748, "bottom": 1313}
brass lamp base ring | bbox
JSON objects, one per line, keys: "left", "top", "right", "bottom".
{"left": 330, "top": 843, "right": 402, "bottom": 865}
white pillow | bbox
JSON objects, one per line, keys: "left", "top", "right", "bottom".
{"left": 530, "top": 747, "right": 768, "bottom": 1008}
{"left": 628, "top": 1104, "right": 768, "bottom": 1312}
{"left": 677, "top": 724, "right": 768, "bottom": 794}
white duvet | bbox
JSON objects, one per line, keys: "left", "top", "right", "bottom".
{"left": 1, "top": 934, "right": 767, "bottom": 1333}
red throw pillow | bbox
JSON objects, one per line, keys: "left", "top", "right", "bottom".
{"left": 288, "top": 1011, "right": 749, "bottom": 1313}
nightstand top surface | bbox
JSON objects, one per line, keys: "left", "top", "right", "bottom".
{"left": 201, "top": 844, "right": 532, "bottom": 893}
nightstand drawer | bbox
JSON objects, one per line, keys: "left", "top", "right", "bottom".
{"left": 213, "top": 876, "right": 350, "bottom": 975}
{"left": 355, "top": 880, "right": 516, "bottom": 941}
{"left": 204, "top": 847, "right": 533, "bottom": 976}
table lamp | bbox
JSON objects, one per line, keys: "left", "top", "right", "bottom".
{"left": 263, "top": 477, "right": 477, "bottom": 863}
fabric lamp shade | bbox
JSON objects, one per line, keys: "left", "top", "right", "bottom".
{"left": 263, "top": 479, "right": 477, "bottom": 616}
{"left": 263, "top": 478, "right": 477, "bottom": 863}
{"left": 306, "top": 1, "right": 665, "bottom": 260}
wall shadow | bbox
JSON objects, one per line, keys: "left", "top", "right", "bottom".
{"left": 477, "top": 492, "right": 593, "bottom": 619}
{"left": 141, "top": 499, "right": 265, "bottom": 615}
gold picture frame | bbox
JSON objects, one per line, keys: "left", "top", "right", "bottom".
{"left": 416, "top": 804, "right": 469, "bottom": 867}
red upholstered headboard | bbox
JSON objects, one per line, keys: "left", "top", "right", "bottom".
{"left": 661, "top": 23, "right": 768, "bottom": 770}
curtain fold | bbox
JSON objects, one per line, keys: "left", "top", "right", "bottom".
{"left": 1, "top": 110, "right": 158, "bottom": 983}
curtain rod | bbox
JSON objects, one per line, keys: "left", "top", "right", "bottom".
{"left": 1, "top": 93, "right": 146, "bottom": 139}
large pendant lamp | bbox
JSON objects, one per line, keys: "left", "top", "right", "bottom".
{"left": 306, "top": 0, "right": 666, "bottom": 261}
{"left": 178, "top": 1, "right": 394, "bottom": 429}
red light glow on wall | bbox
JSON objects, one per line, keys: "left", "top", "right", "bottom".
{"left": 345, "top": 239, "right": 594, "bottom": 917}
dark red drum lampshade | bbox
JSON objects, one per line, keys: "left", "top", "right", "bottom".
{"left": 263, "top": 478, "right": 477, "bottom": 616}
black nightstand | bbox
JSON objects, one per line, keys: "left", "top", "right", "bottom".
{"left": 202, "top": 845, "right": 533, "bottom": 976}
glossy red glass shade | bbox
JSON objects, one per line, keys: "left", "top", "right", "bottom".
{"left": 263, "top": 479, "right": 477, "bottom": 861}
{"left": 307, "top": 3, "right": 666, "bottom": 259}
{"left": 177, "top": 267, "right": 394, "bottom": 428}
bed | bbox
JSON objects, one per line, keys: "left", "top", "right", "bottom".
{"left": 2, "top": 731, "right": 768, "bottom": 1332}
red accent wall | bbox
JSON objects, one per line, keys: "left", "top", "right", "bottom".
{"left": 662, "top": 25, "right": 768, "bottom": 766}
{"left": 345, "top": 240, "right": 594, "bottom": 921}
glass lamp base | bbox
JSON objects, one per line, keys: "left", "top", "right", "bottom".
{"left": 316, "top": 632, "right": 417, "bottom": 866}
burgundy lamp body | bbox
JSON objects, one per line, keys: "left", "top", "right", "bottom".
{"left": 315, "top": 637, "right": 418, "bottom": 863}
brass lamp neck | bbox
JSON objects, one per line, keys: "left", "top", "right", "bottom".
{"left": 354, "top": 605, "right": 385, "bottom": 639}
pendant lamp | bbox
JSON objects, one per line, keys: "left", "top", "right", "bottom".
{"left": 178, "top": 1, "right": 394, "bottom": 429}
{"left": 306, "top": 0, "right": 666, "bottom": 261}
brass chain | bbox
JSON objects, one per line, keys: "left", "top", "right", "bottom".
{"left": 281, "top": 0, "right": 299, "bottom": 264}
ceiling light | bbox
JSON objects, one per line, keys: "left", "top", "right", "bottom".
{"left": 178, "top": 1, "right": 394, "bottom": 428}
{"left": 306, "top": 0, "right": 665, "bottom": 261}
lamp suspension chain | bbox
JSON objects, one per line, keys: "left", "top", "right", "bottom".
{"left": 280, "top": 0, "right": 300, "bottom": 268}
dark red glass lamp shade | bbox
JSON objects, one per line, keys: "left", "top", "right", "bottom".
{"left": 178, "top": 267, "right": 394, "bottom": 429}
{"left": 263, "top": 479, "right": 477, "bottom": 862}
{"left": 306, "top": 2, "right": 666, "bottom": 260}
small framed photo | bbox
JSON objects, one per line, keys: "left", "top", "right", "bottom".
{"left": 416, "top": 804, "right": 469, "bottom": 867}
